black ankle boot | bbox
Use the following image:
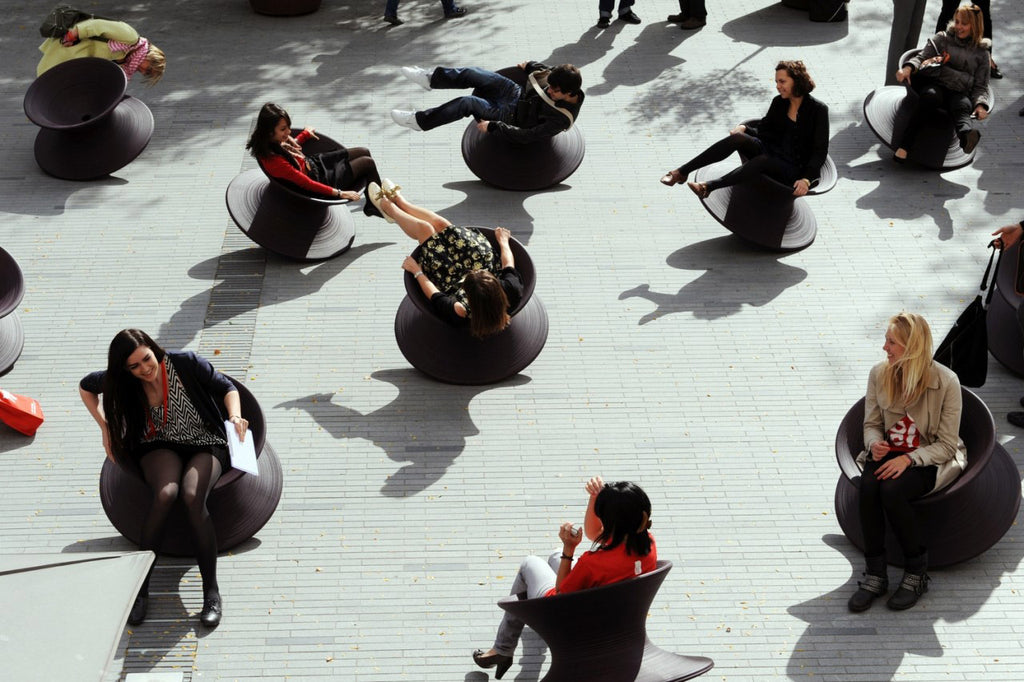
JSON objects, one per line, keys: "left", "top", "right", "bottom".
{"left": 887, "top": 551, "right": 928, "bottom": 610}
{"left": 848, "top": 554, "right": 888, "bottom": 613}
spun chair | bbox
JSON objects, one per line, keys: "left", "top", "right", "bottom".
{"left": 833, "top": 388, "right": 1020, "bottom": 568}
{"left": 394, "top": 227, "right": 548, "bottom": 385}
{"left": 460, "top": 66, "right": 586, "bottom": 191}
{"left": 98, "top": 376, "right": 284, "bottom": 557}
{"left": 692, "top": 120, "right": 837, "bottom": 252}
{"left": 225, "top": 129, "right": 356, "bottom": 261}
{"left": 23, "top": 58, "right": 154, "bottom": 180}
{"left": 0, "top": 247, "right": 26, "bottom": 378}
{"left": 863, "top": 48, "right": 995, "bottom": 170}
{"left": 985, "top": 240, "right": 1024, "bottom": 376}
{"left": 497, "top": 560, "right": 714, "bottom": 682}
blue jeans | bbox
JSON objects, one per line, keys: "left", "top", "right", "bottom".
{"left": 385, "top": 0, "right": 457, "bottom": 16}
{"left": 599, "top": 0, "right": 635, "bottom": 17}
{"left": 416, "top": 67, "right": 522, "bottom": 131}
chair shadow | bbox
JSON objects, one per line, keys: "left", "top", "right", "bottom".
{"left": 439, "top": 180, "right": 572, "bottom": 247}
{"left": 619, "top": 235, "right": 808, "bottom": 323}
{"left": 276, "top": 368, "right": 531, "bottom": 497}
{"left": 157, "top": 241, "right": 392, "bottom": 348}
{"left": 721, "top": 4, "right": 848, "bottom": 48}
{"left": 786, "top": 531, "right": 1024, "bottom": 680}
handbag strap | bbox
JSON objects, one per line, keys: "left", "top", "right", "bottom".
{"left": 980, "top": 240, "right": 1002, "bottom": 309}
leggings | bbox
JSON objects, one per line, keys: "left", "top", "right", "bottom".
{"left": 137, "top": 447, "right": 223, "bottom": 597}
{"left": 676, "top": 132, "right": 800, "bottom": 192}
{"left": 894, "top": 80, "right": 974, "bottom": 150}
{"left": 858, "top": 453, "right": 936, "bottom": 560}
{"left": 309, "top": 147, "right": 383, "bottom": 217}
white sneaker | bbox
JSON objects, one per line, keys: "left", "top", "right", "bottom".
{"left": 390, "top": 109, "right": 422, "bottom": 131}
{"left": 400, "top": 66, "right": 432, "bottom": 91}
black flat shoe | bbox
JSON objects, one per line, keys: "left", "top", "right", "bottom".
{"left": 990, "top": 63, "right": 1003, "bottom": 79}
{"left": 473, "top": 649, "right": 513, "bottom": 679}
{"left": 597, "top": 16, "right": 610, "bottom": 28}
{"left": 199, "top": 592, "right": 222, "bottom": 628}
{"left": 127, "top": 594, "right": 148, "bottom": 626}
{"left": 961, "top": 129, "right": 981, "bottom": 154}
{"left": 619, "top": 10, "right": 642, "bottom": 24}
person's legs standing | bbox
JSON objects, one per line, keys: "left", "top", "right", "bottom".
{"left": 886, "top": 0, "right": 927, "bottom": 85}
{"left": 492, "top": 555, "right": 558, "bottom": 656}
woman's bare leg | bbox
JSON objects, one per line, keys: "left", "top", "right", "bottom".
{"left": 380, "top": 193, "right": 452, "bottom": 243}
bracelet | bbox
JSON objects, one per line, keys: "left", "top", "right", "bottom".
{"left": 413, "top": 271, "right": 424, "bottom": 278}
{"left": 560, "top": 554, "right": 573, "bottom": 561}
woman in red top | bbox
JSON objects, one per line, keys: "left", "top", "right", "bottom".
{"left": 472, "top": 477, "right": 657, "bottom": 679}
{"left": 245, "top": 103, "right": 385, "bottom": 219}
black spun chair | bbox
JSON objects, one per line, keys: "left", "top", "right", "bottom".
{"left": 985, "top": 240, "right": 1024, "bottom": 376}
{"left": 692, "top": 121, "right": 836, "bottom": 252}
{"left": 497, "top": 560, "right": 714, "bottom": 682}
{"left": 394, "top": 227, "right": 548, "bottom": 385}
{"left": 225, "top": 129, "right": 356, "bottom": 261}
{"left": 98, "top": 377, "right": 284, "bottom": 557}
{"left": 0, "top": 247, "right": 26, "bottom": 378}
{"left": 833, "top": 388, "right": 1020, "bottom": 568}
{"left": 460, "top": 67, "right": 586, "bottom": 191}
{"left": 23, "top": 58, "right": 154, "bottom": 180}
{"left": 863, "top": 48, "right": 995, "bottom": 170}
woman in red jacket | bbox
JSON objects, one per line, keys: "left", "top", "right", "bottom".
{"left": 472, "top": 477, "right": 657, "bottom": 679}
{"left": 246, "top": 102, "right": 385, "bottom": 218}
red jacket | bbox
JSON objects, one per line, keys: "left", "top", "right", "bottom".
{"left": 259, "top": 130, "right": 335, "bottom": 197}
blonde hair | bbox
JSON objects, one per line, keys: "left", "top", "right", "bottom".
{"left": 948, "top": 4, "right": 984, "bottom": 47}
{"left": 143, "top": 45, "right": 166, "bottom": 85}
{"left": 880, "top": 312, "right": 934, "bottom": 407}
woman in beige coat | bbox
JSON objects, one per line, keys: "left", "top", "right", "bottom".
{"left": 848, "top": 313, "right": 966, "bottom": 613}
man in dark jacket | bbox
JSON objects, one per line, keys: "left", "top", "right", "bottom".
{"left": 390, "top": 61, "right": 584, "bottom": 144}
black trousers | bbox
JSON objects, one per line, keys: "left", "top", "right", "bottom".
{"left": 894, "top": 80, "right": 974, "bottom": 150}
{"left": 858, "top": 453, "right": 936, "bottom": 559}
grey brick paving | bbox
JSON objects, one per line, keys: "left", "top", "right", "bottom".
{"left": 2, "top": 0, "right": 1024, "bottom": 680}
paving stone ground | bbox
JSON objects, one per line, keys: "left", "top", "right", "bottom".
{"left": 2, "top": 1, "right": 1024, "bottom": 680}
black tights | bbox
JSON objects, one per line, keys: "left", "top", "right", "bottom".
{"left": 894, "top": 81, "right": 974, "bottom": 150}
{"left": 138, "top": 449, "right": 222, "bottom": 597}
{"left": 677, "top": 132, "right": 799, "bottom": 192}
{"left": 346, "top": 148, "right": 383, "bottom": 217}
{"left": 858, "top": 454, "right": 936, "bottom": 562}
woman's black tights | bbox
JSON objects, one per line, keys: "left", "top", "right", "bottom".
{"left": 894, "top": 81, "right": 973, "bottom": 150}
{"left": 346, "top": 148, "right": 383, "bottom": 217}
{"left": 677, "top": 132, "right": 797, "bottom": 191}
{"left": 858, "top": 455, "right": 936, "bottom": 561}
{"left": 138, "top": 449, "right": 223, "bottom": 597}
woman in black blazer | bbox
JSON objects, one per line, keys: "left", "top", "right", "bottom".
{"left": 661, "top": 60, "right": 829, "bottom": 198}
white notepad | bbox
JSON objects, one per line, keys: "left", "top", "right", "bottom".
{"left": 225, "top": 421, "right": 259, "bottom": 476}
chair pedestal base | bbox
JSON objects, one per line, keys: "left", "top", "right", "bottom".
{"left": 249, "top": 0, "right": 321, "bottom": 15}
{"left": 834, "top": 442, "right": 1020, "bottom": 568}
{"left": 33, "top": 96, "right": 153, "bottom": 180}
{"left": 863, "top": 86, "right": 975, "bottom": 170}
{"left": 226, "top": 169, "right": 355, "bottom": 261}
{"left": 694, "top": 161, "right": 816, "bottom": 251}
{"left": 0, "top": 313, "right": 24, "bottom": 378}
{"left": 394, "top": 294, "right": 548, "bottom": 385}
{"left": 461, "top": 122, "right": 585, "bottom": 191}
{"left": 99, "top": 443, "right": 284, "bottom": 557}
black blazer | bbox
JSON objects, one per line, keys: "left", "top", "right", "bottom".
{"left": 746, "top": 94, "right": 830, "bottom": 185}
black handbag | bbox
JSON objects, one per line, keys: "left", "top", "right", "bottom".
{"left": 934, "top": 242, "right": 1001, "bottom": 387}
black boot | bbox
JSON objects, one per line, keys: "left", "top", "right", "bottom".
{"left": 848, "top": 554, "right": 888, "bottom": 612}
{"left": 887, "top": 551, "right": 929, "bottom": 610}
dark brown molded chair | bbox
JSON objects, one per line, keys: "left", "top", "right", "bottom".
{"left": 98, "top": 377, "right": 284, "bottom": 557}
{"left": 985, "top": 241, "right": 1024, "bottom": 376}
{"left": 497, "top": 561, "right": 713, "bottom": 682}
{"left": 460, "top": 66, "right": 585, "bottom": 191}
{"left": 225, "top": 130, "right": 356, "bottom": 261}
{"left": 23, "top": 58, "right": 153, "bottom": 180}
{"left": 394, "top": 227, "right": 548, "bottom": 385}
{"left": 833, "top": 388, "right": 1020, "bottom": 567}
{"left": 249, "top": 0, "right": 321, "bottom": 15}
{"left": 863, "top": 49, "right": 995, "bottom": 170}
{"left": 0, "top": 247, "right": 26, "bottom": 378}
{"left": 691, "top": 130, "right": 836, "bottom": 252}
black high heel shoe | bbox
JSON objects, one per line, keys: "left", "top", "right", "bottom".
{"left": 473, "top": 649, "right": 513, "bottom": 679}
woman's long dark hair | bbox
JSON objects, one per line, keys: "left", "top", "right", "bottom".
{"left": 463, "top": 270, "right": 511, "bottom": 339}
{"left": 593, "top": 481, "right": 653, "bottom": 556}
{"left": 245, "top": 102, "right": 291, "bottom": 160}
{"left": 102, "top": 329, "right": 167, "bottom": 466}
